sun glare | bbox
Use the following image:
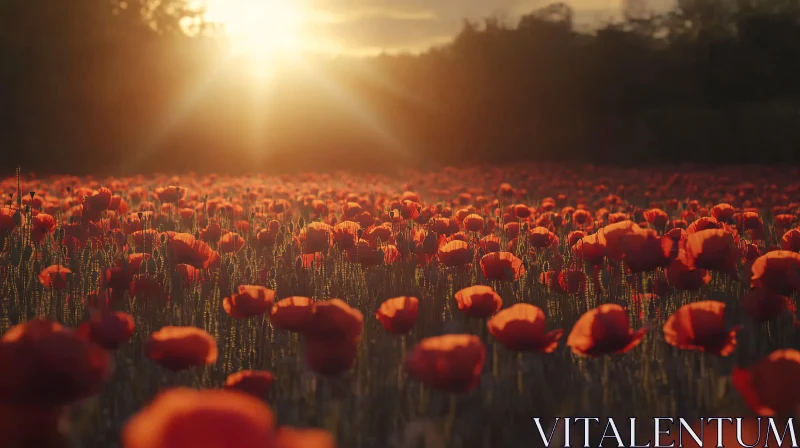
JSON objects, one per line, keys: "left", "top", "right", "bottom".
{"left": 203, "top": 0, "right": 310, "bottom": 76}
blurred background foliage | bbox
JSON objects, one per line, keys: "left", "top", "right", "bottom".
{"left": 1, "top": 0, "right": 799, "bottom": 175}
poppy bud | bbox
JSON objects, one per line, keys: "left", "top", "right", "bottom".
{"left": 357, "top": 228, "right": 363, "bottom": 239}
{"left": 288, "top": 223, "right": 294, "bottom": 233}
{"left": 298, "top": 217, "right": 305, "bottom": 228}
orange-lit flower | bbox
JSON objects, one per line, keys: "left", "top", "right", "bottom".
{"left": 225, "top": 370, "right": 275, "bottom": 398}
{"left": 31, "top": 213, "right": 56, "bottom": 242}
{"left": 732, "top": 349, "right": 800, "bottom": 416}
{"left": 332, "top": 221, "right": 360, "bottom": 250}
{"left": 405, "top": 334, "right": 485, "bottom": 393}
{"left": 780, "top": 228, "right": 800, "bottom": 252}
{"left": 376, "top": 296, "right": 419, "bottom": 334}
{"left": 145, "top": 326, "right": 218, "bottom": 371}
{"left": 567, "top": 304, "right": 648, "bottom": 357}
{"left": 528, "top": 226, "right": 558, "bottom": 249}
{"left": 454, "top": 285, "right": 502, "bottom": 318}
{"left": 38, "top": 265, "right": 72, "bottom": 290}
{"left": 750, "top": 250, "right": 800, "bottom": 296}
{"left": 480, "top": 251, "right": 525, "bottom": 281}
{"left": 219, "top": 232, "right": 246, "bottom": 253}
{"left": 643, "top": 208, "right": 669, "bottom": 228}
{"left": 571, "top": 233, "right": 605, "bottom": 265}
{"left": 662, "top": 301, "right": 739, "bottom": 356}
{"left": 154, "top": 186, "right": 186, "bottom": 204}
{"left": 438, "top": 240, "right": 474, "bottom": 267}
{"left": 462, "top": 213, "right": 485, "bottom": 232}
{"left": 684, "top": 228, "right": 739, "bottom": 274}
{"left": 303, "top": 299, "right": 364, "bottom": 342}
{"left": 121, "top": 388, "right": 276, "bottom": 448}
{"left": 275, "top": 427, "right": 336, "bottom": 448}
{"left": 270, "top": 297, "right": 315, "bottom": 332}
{"left": 224, "top": 285, "right": 276, "bottom": 320}
{"left": 487, "top": 304, "right": 563, "bottom": 353}
{"left": 620, "top": 228, "right": 670, "bottom": 273}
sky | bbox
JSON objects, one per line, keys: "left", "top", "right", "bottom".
{"left": 204, "top": 0, "right": 673, "bottom": 56}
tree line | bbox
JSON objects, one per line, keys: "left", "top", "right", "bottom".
{"left": 1, "top": 0, "right": 799, "bottom": 175}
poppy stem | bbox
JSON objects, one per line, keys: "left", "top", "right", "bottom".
{"left": 601, "top": 355, "right": 609, "bottom": 411}
{"left": 443, "top": 394, "right": 457, "bottom": 443}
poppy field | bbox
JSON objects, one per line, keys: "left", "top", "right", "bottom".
{"left": 2, "top": 164, "right": 800, "bottom": 448}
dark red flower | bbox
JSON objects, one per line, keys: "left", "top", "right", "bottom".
{"left": 405, "top": 334, "right": 486, "bottom": 393}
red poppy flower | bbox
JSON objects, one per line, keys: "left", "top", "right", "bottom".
{"left": 275, "top": 427, "right": 336, "bottom": 448}
{"left": 454, "top": 285, "right": 503, "bottom": 318}
{"left": 154, "top": 186, "right": 186, "bottom": 204}
{"left": 732, "top": 349, "right": 800, "bottom": 416}
{"left": 145, "top": 326, "right": 218, "bottom": 371}
{"left": 376, "top": 296, "right": 419, "bottom": 334}
{"left": 219, "top": 232, "right": 246, "bottom": 254}
{"left": 643, "top": 208, "right": 669, "bottom": 228}
{"left": 662, "top": 301, "right": 739, "bottom": 356}
{"left": 780, "top": 229, "right": 800, "bottom": 252}
{"left": 31, "top": 213, "right": 56, "bottom": 242}
{"left": 750, "top": 251, "right": 800, "bottom": 296}
{"left": 710, "top": 203, "right": 736, "bottom": 222}
{"left": 480, "top": 252, "right": 525, "bottom": 281}
{"left": 224, "top": 285, "right": 277, "bottom": 320}
{"left": 225, "top": 370, "right": 275, "bottom": 398}
{"left": 567, "top": 304, "right": 648, "bottom": 357}
{"left": 0, "top": 319, "right": 111, "bottom": 407}
{"left": 528, "top": 226, "right": 558, "bottom": 249}
{"left": 38, "top": 265, "right": 72, "bottom": 290}
{"left": 742, "top": 288, "right": 788, "bottom": 324}
{"left": 666, "top": 252, "right": 712, "bottom": 291}
{"left": 438, "top": 240, "right": 474, "bottom": 267}
{"left": 572, "top": 233, "right": 605, "bottom": 265}
{"left": 487, "top": 304, "right": 563, "bottom": 353}
{"left": 597, "top": 220, "right": 640, "bottom": 261}
{"left": 405, "top": 334, "right": 486, "bottom": 393}
{"left": 303, "top": 299, "right": 364, "bottom": 342}
{"left": 270, "top": 297, "right": 315, "bottom": 332}
{"left": 76, "top": 311, "right": 135, "bottom": 350}
{"left": 684, "top": 229, "right": 739, "bottom": 274}
{"left": 558, "top": 270, "right": 587, "bottom": 294}
{"left": 345, "top": 239, "right": 382, "bottom": 266}
{"left": 619, "top": 228, "right": 670, "bottom": 273}
{"left": 122, "top": 388, "right": 276, "bottom": 448}
{"left": 303, "top": 337, "right": 359, "bottom": 376}
{"left": 332, "top": 221, "right": 360, "bottom": 250}
{"left": 462, "top": 213, "right": 485, "bottom": 232}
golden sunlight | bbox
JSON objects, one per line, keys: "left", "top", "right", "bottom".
{"left": 203, "top": 0, "right": 312, "bottom": 76}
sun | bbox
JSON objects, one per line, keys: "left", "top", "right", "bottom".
{"left": 203, "top": 0, "right": 309, "bottom": 72}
